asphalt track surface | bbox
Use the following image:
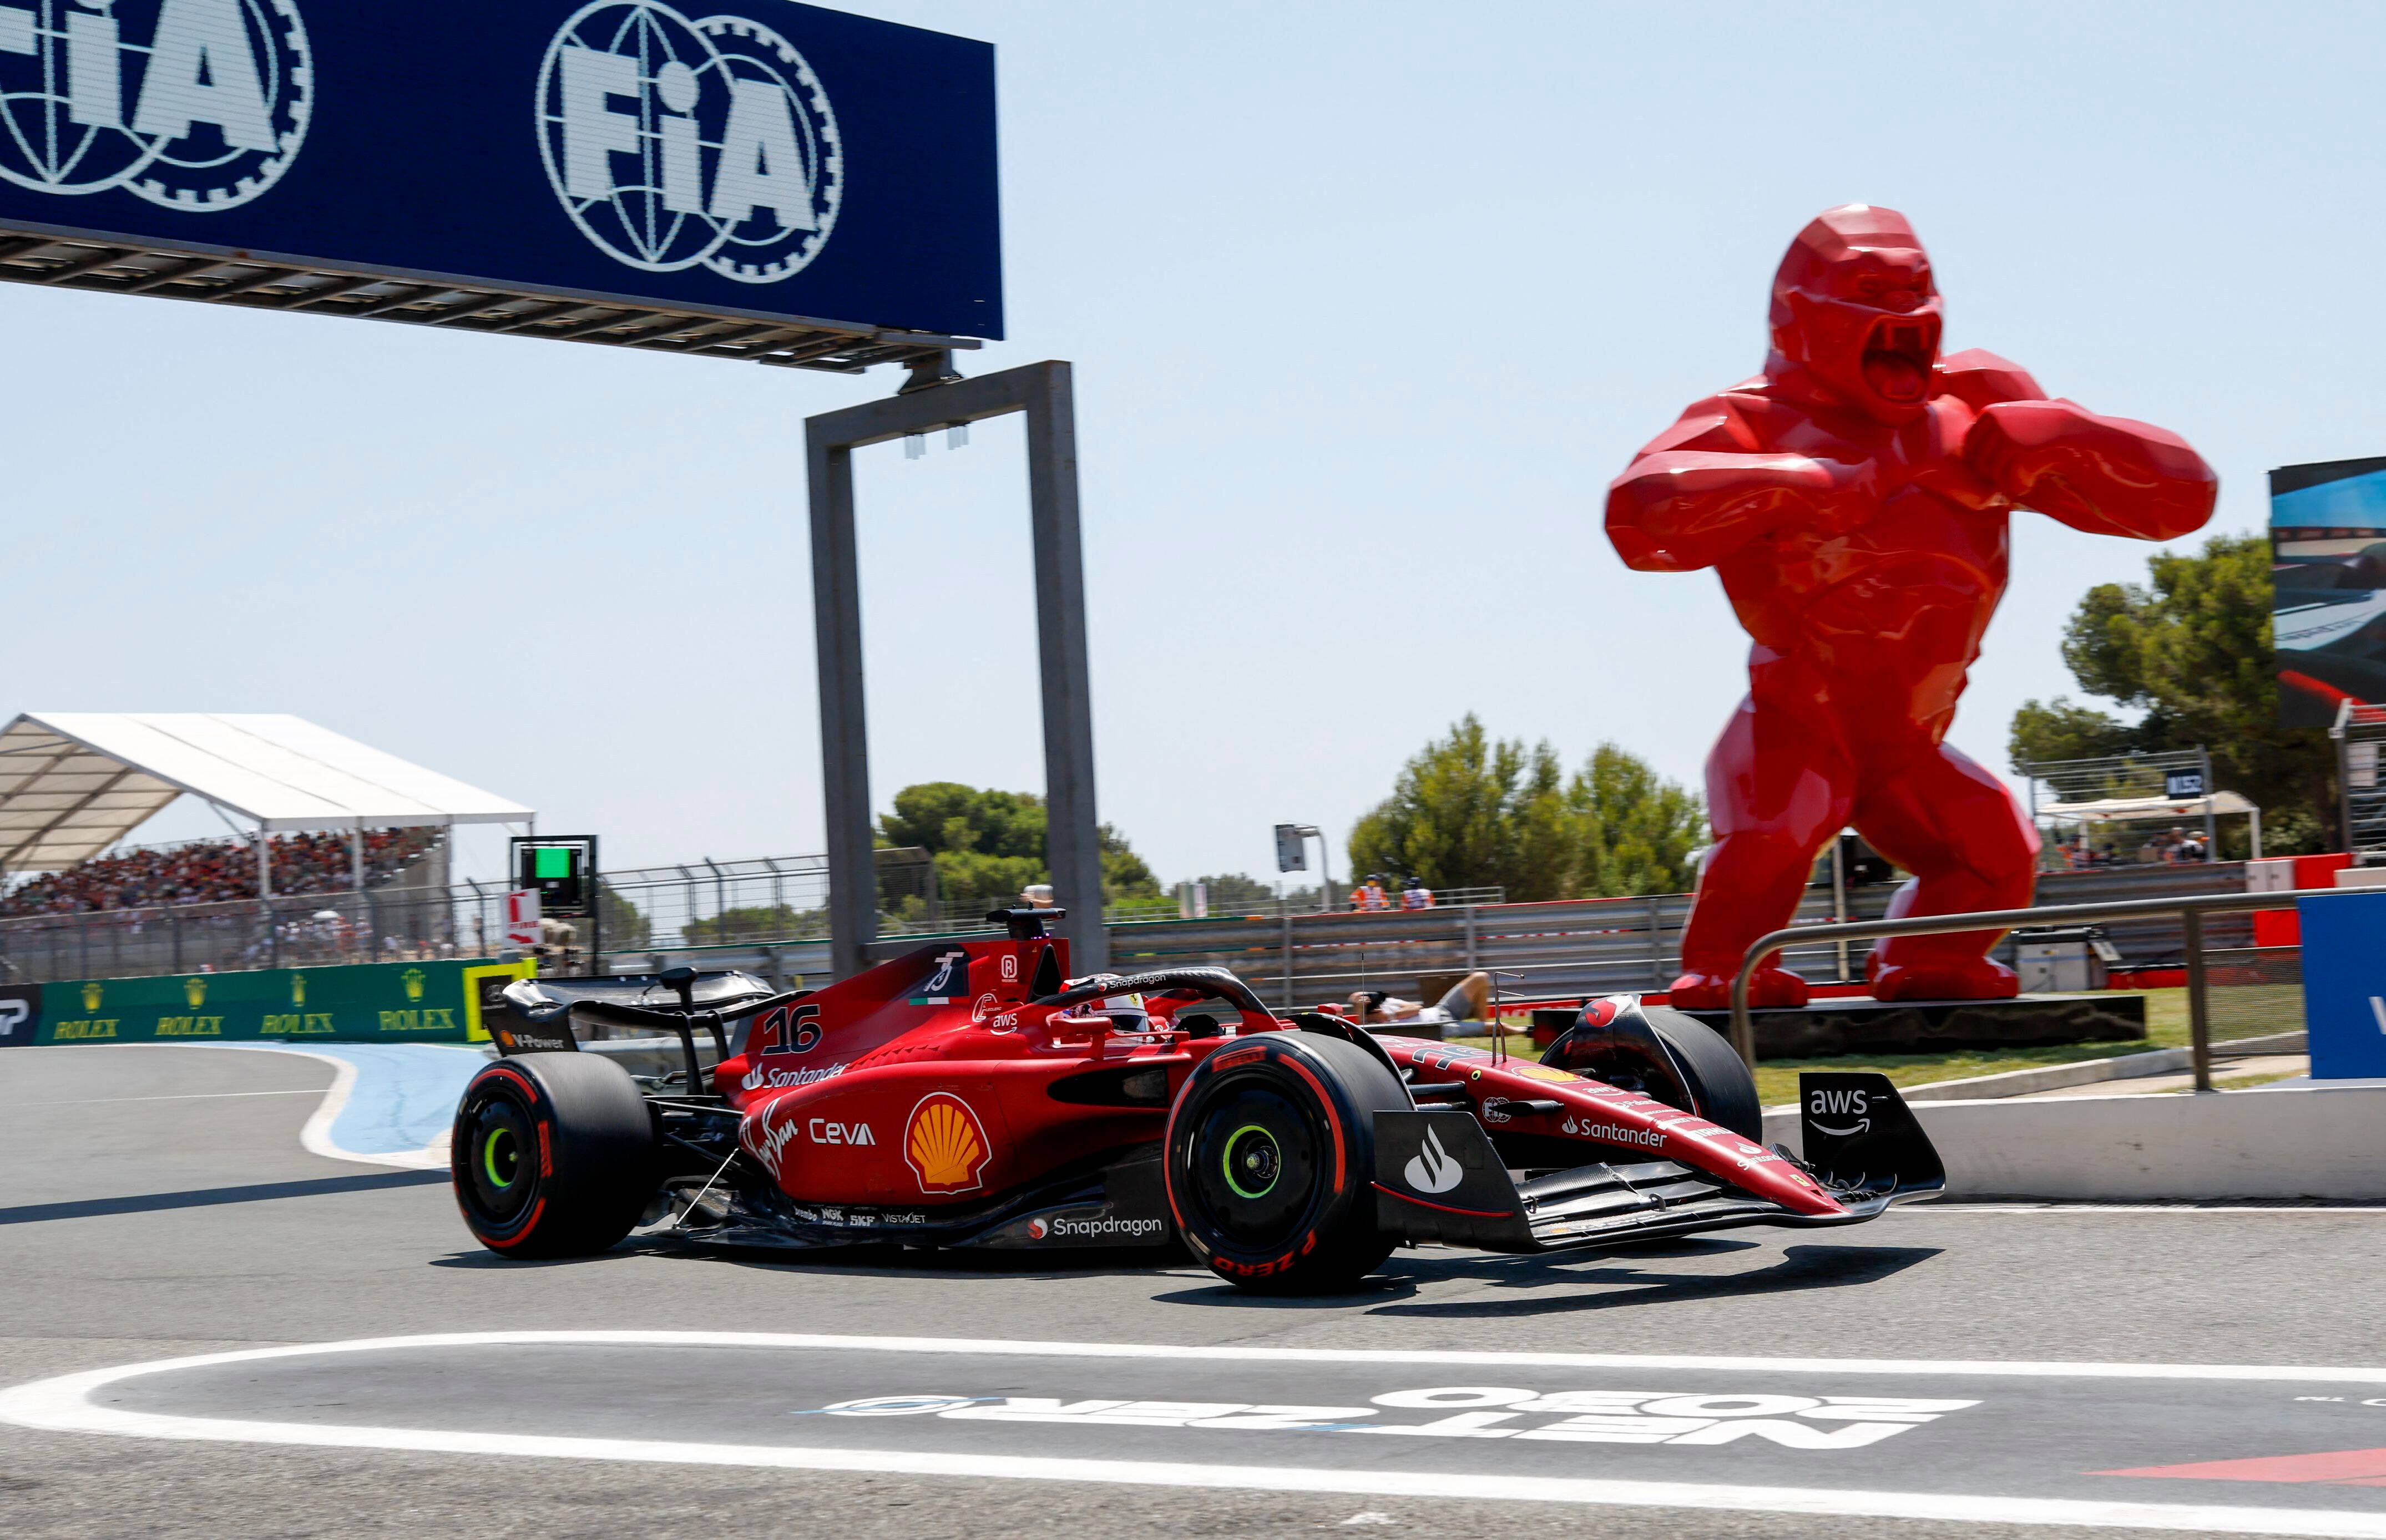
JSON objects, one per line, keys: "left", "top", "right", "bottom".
{"left": 7, "top": 1046, "right": 2386, "bottom": 1538}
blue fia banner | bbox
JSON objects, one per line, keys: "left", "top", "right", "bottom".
{"left": 0, "top": 1, "right": 1002, "bottom": 338}
{"left": 2296, "top": 891, "right": 2386, "bottom": 1080}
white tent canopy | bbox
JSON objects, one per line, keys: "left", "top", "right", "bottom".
{"left": 0, "top": 712, "right": 533, "bottom": 873}
{"left": 2039, "top": 789, "right": 2262, "bottom": 859}
{"left": 2040, "top": 791, "right": 2257, "bottom": 822}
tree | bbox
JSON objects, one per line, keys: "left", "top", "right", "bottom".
{"left": 2009, "top": 533, "right": 2336, "bottom": 854}
{"left": 1347, "top": 716, "right": 1705, "bottom": 900}
{"left": 1179, "top": 872, "right": 1280, "bottom": 912}
{"left": 596, "top": 882, "right": 650, "bottom": 949}
{"left": 876, "top": 782, "right": 1164, "bottom": 911}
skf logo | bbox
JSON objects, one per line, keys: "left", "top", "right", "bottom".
{"left": 81, "top": 981, "right": 103, "bottom": 1013}
{"left": 402, "top": 967, "right": 426, "bottom": 1002}
{"left": 904, "top": 1092, "right": 989, "bottom": 1194}
{"left": 183, "top": 977, "right": 207, "bottom": 1009}
{"left": 0, "top": 0, "right": 312, "bottom": 210}
{"left": 538, "top": 1, "right": 842, "bottom": 284}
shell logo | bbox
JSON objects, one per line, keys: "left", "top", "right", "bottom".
{"left": 904, "top": 1093, "right": 990, "bottom": 1194}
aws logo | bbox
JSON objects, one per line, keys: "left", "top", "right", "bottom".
{"left": 0, "top": 0, "right": 312, "bottom": 210}
{"left": 537, "top": 1, "right": 841, "bottom": 284}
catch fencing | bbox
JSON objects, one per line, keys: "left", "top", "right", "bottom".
{"left": 0, "top": 848, "right": 2252, "bottom": 1001}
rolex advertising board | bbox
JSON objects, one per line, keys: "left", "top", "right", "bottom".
{"left": 0, "top": 1, "right": 1002, "bottom": 338}
{"left": 30, "top": 958, "right": 533, "bottom": 1046}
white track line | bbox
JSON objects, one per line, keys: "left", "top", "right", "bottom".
{"left": 6, "top": 1334, "right": 2386, "bottom": 1537}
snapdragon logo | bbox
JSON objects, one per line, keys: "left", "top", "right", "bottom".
{"left": 537, "top": 1, "right": 842, "bottom": 284}
{"left": 0, "top": 0, "right": 312, "bottom": 209}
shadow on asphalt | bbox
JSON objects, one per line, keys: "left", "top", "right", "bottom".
{"left": 1363, "top": 1243, "right": 1943, "bottom": 1318}
{"left": 0, "top": 1171, "right": 447, "bottom": 1227}
{"left": 431, "top": 1238, "right": 1203, "bottom": 1281}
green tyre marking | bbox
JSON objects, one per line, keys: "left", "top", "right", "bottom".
{"left": 1222, "top": 1123, "right": 1281, "bottom": 1200}
{"left": 483, "top": 1126, "right": 516, "bottom": 1190}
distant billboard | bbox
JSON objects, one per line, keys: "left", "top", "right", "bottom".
{"left": 0, "top": 1, "right": 1002, "bottom": 340}
{"left": 2273, "top": 456, "right": 2386, "bottom": 728}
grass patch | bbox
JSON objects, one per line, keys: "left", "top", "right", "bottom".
{"left": 1455, "top": 985, "right": 2306, "bottom": 1108}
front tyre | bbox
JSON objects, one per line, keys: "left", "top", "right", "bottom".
{"left": 451, "top": 1055, "right": 654, "bottom": 1259}
{"left": 1165, "top": 1032, "right": 1406, "bottom": 1294}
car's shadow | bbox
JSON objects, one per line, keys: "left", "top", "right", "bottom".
{"left": 1151, "top": 1240, "right": 1942, "bottom": 1315}
{"left": 434, "top": 1230, "right": 1943, "bottom": 1316}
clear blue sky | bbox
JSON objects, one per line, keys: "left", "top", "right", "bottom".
{"left": 4, "top": 1, "right": 2380, "bottom": 886}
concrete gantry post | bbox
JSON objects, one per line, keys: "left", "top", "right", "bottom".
{"left": 806, "top": 362, "right": 1107, "bottom": 980}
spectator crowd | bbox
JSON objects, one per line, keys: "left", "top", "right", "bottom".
{"left": 0, "top": 828, "right": 441, "bottom": 918}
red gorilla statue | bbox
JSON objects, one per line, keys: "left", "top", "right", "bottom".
{"left": 1608, "top": 205, "right": 2216, "bottom": 1010}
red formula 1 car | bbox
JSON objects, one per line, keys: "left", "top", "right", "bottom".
{"left": 451, "top": 908, "right": 1942, "bottom": 1293}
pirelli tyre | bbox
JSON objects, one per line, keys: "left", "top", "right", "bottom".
{"left": 1164, "top": 1031, "right": 1408, "bottom": 1294}
{"left": 1543, "top": 997, "right": 1762, "bottom": 1144}
{"left": 452, "top": 1054, "right": 654, "bottom": 1259}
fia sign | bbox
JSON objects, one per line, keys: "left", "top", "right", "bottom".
{"left": 537, "top": 1, "right": 841, "bottom": 283}
{"left": 0, "top": 0, "right": 311, "bottom": 209}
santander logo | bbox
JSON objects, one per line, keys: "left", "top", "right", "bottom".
{"left": 1402, "top": 1124, "right": 1462, "bottom": 1194}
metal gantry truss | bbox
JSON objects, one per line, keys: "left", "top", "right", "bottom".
{"left": 2330, "top": 701, "right": 2386, "bottom": 857}
{"left": 0, "top": 229, "right": 979, "bottom": 374}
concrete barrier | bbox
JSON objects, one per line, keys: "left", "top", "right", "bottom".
{"left": 1763, "top": 1082, "right": 2386, "bottom": 1202}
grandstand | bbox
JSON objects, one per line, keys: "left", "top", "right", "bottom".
{"left": 0, "top": 712, "right": 532, "bottom": 902}
{"left": 0, "top": 828, "right": 446, "bottom": 918}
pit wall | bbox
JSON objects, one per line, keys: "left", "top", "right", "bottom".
{"left": 1763, "top": 1083, "right": 2386, "bottom": 1202}
{"left": 0, "top": 959, "right": 533, "bottom": 1048}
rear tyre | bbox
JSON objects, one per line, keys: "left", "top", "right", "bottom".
{"left": 1165, "top": 1032, "right": 1407, "bottom": 1294}
{"left": 452, "top": 1055, "right": 654, "bottom": 1259}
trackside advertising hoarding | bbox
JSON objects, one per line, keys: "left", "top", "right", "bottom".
{"left": 12, "top": 959, "right": 533, "bottom": 1047}
{"left": 2272, "top": 455, "right": 2386, "bottom": 728}
{"left": 0, "top": 1, "right": 1002, "bottom": 338}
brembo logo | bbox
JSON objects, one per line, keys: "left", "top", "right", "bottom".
{"left": 1807, "top": 1088, "right": 1872, "bottom": 1137}
{"left": 1402, "top": 1124, "right": 1462, "bottom": 1194}
{"left": 0, "top": 0, "right": 312, "bottom": 209}
{"left": 538, "top": 1, "right": 842, "bottom": 283}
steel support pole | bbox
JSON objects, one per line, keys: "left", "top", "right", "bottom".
{"left": 1023, "top": 363, "right": 1106, "bottom": 973}
{"left": 808, "top": 432, "right": 874, "bottom": 982}
{"left": 2183, "top": 907, "right": 2212, "bottom": 1092}
{"left": 806, "top": 361, "right": 1104, "bottom": 979}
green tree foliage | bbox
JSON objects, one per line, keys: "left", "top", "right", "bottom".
{"left": 683, "top": 904, "right": 821, "bottom": 945}
{"left": 876, "top": 782, "right": 1164, "bottom": 911}
{"left": 596, "top": 882, "right": 650, "bottom": 949}
{"left": 1346, "top": 716, "right": 1705, "bottom": 900}
{"left": 2009, "top": 533, "right": 2336, "bottom": 855}
{"left": 1179, "top": 872, "right": 1281, "bottom": 911}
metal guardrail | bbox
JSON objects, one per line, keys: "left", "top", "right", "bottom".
{"left": 1728, "top": 889, "right": 2331, "bottom": 1089}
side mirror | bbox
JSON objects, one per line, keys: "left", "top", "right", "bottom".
{"left": 659, "top": 965, "right": 697, "bottom": 1010}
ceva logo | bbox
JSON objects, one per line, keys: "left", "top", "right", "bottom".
{"left": 537, "top": 1, "right": 841, "bottom": 284}
{"left": 0, "top": 0, "right": 311, "bottom": 209}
